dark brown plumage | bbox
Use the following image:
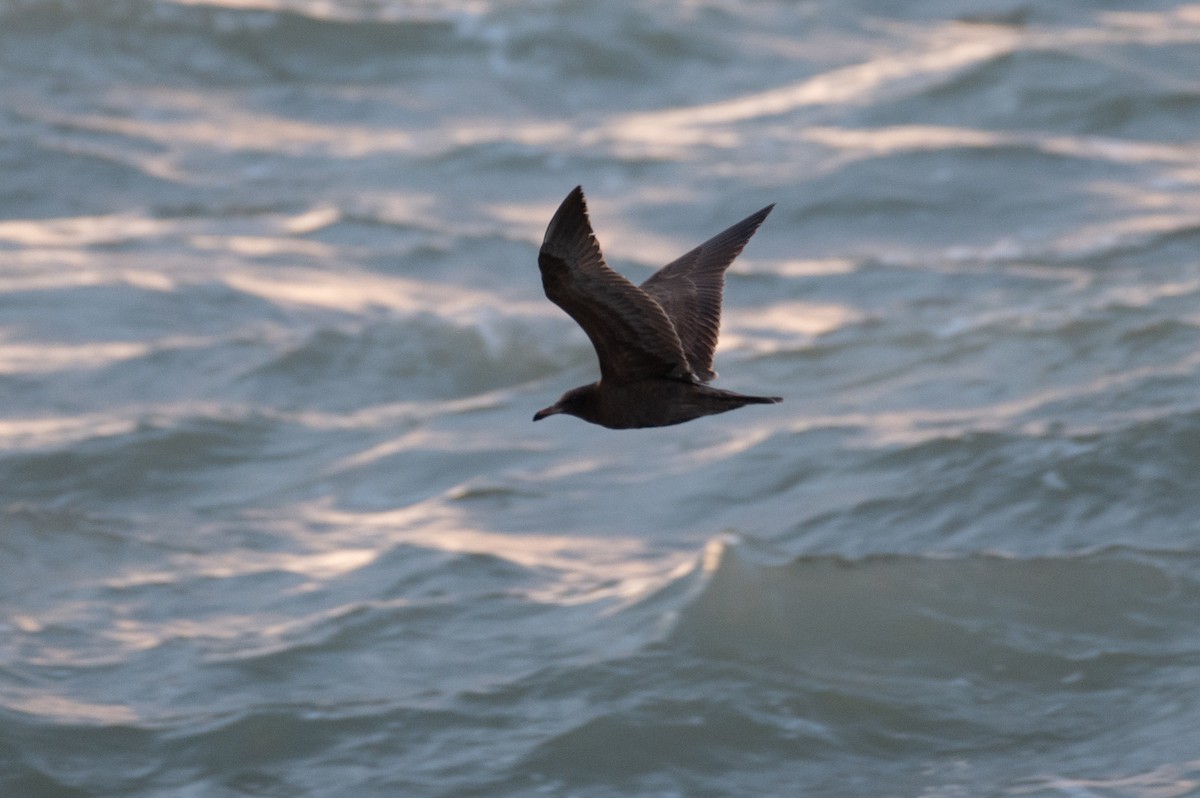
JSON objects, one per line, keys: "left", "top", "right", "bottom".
{"left": 533, "top": 186, "right": 780, "bottom": 429}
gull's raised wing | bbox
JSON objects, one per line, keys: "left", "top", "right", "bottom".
{"left": 538, "top": 186, "right": 692, "bottom": 385}
{"left": 640, "top": 203, "right": 774, "bottom": 382}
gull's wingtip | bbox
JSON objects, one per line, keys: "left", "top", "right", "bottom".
{"left": 562, "top": 185, "right": 586, "bottom": 208}
{"left": 543, "top": 186, "right": 591, "bottom": 247}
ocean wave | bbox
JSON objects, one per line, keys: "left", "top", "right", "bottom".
{"left": 712, "top": 404, "right": 1200, "bottom": 552}
{"left": 0, "top": 0, "right": 492, "bottom": 93}
{"left": 485, "top": 540, "right": 1200, "bottom": 794}
{"left": 0, "top": 411, "right": 285, "bottom": 505}
{"left": 241, "top": 314, "right": 573, "bottom": 407}
{"left": 669, "top": 539, "right": 1200, "bottom": 679}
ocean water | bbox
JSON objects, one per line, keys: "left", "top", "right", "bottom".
{"left": 2, "top": 1, "right": 1200, "bottom": 795}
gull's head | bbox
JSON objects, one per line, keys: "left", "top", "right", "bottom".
{"left": 533, "top": 383, "right": 600, "bottom": 423}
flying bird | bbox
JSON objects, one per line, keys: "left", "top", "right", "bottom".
{"left": 533, "top": 186, "right": 780, "bottom": 429}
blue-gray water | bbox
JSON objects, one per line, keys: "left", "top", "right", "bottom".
{"left": 3, "top": 1, "right": 1200, "bottom": 796}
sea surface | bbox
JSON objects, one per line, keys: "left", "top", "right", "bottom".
{"left": 2, "top": 1, "right": 1200, "bottom": 796}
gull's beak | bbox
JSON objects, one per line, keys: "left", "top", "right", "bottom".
{"left": 533, "top": 403, "right": 561, "bottom": 422}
